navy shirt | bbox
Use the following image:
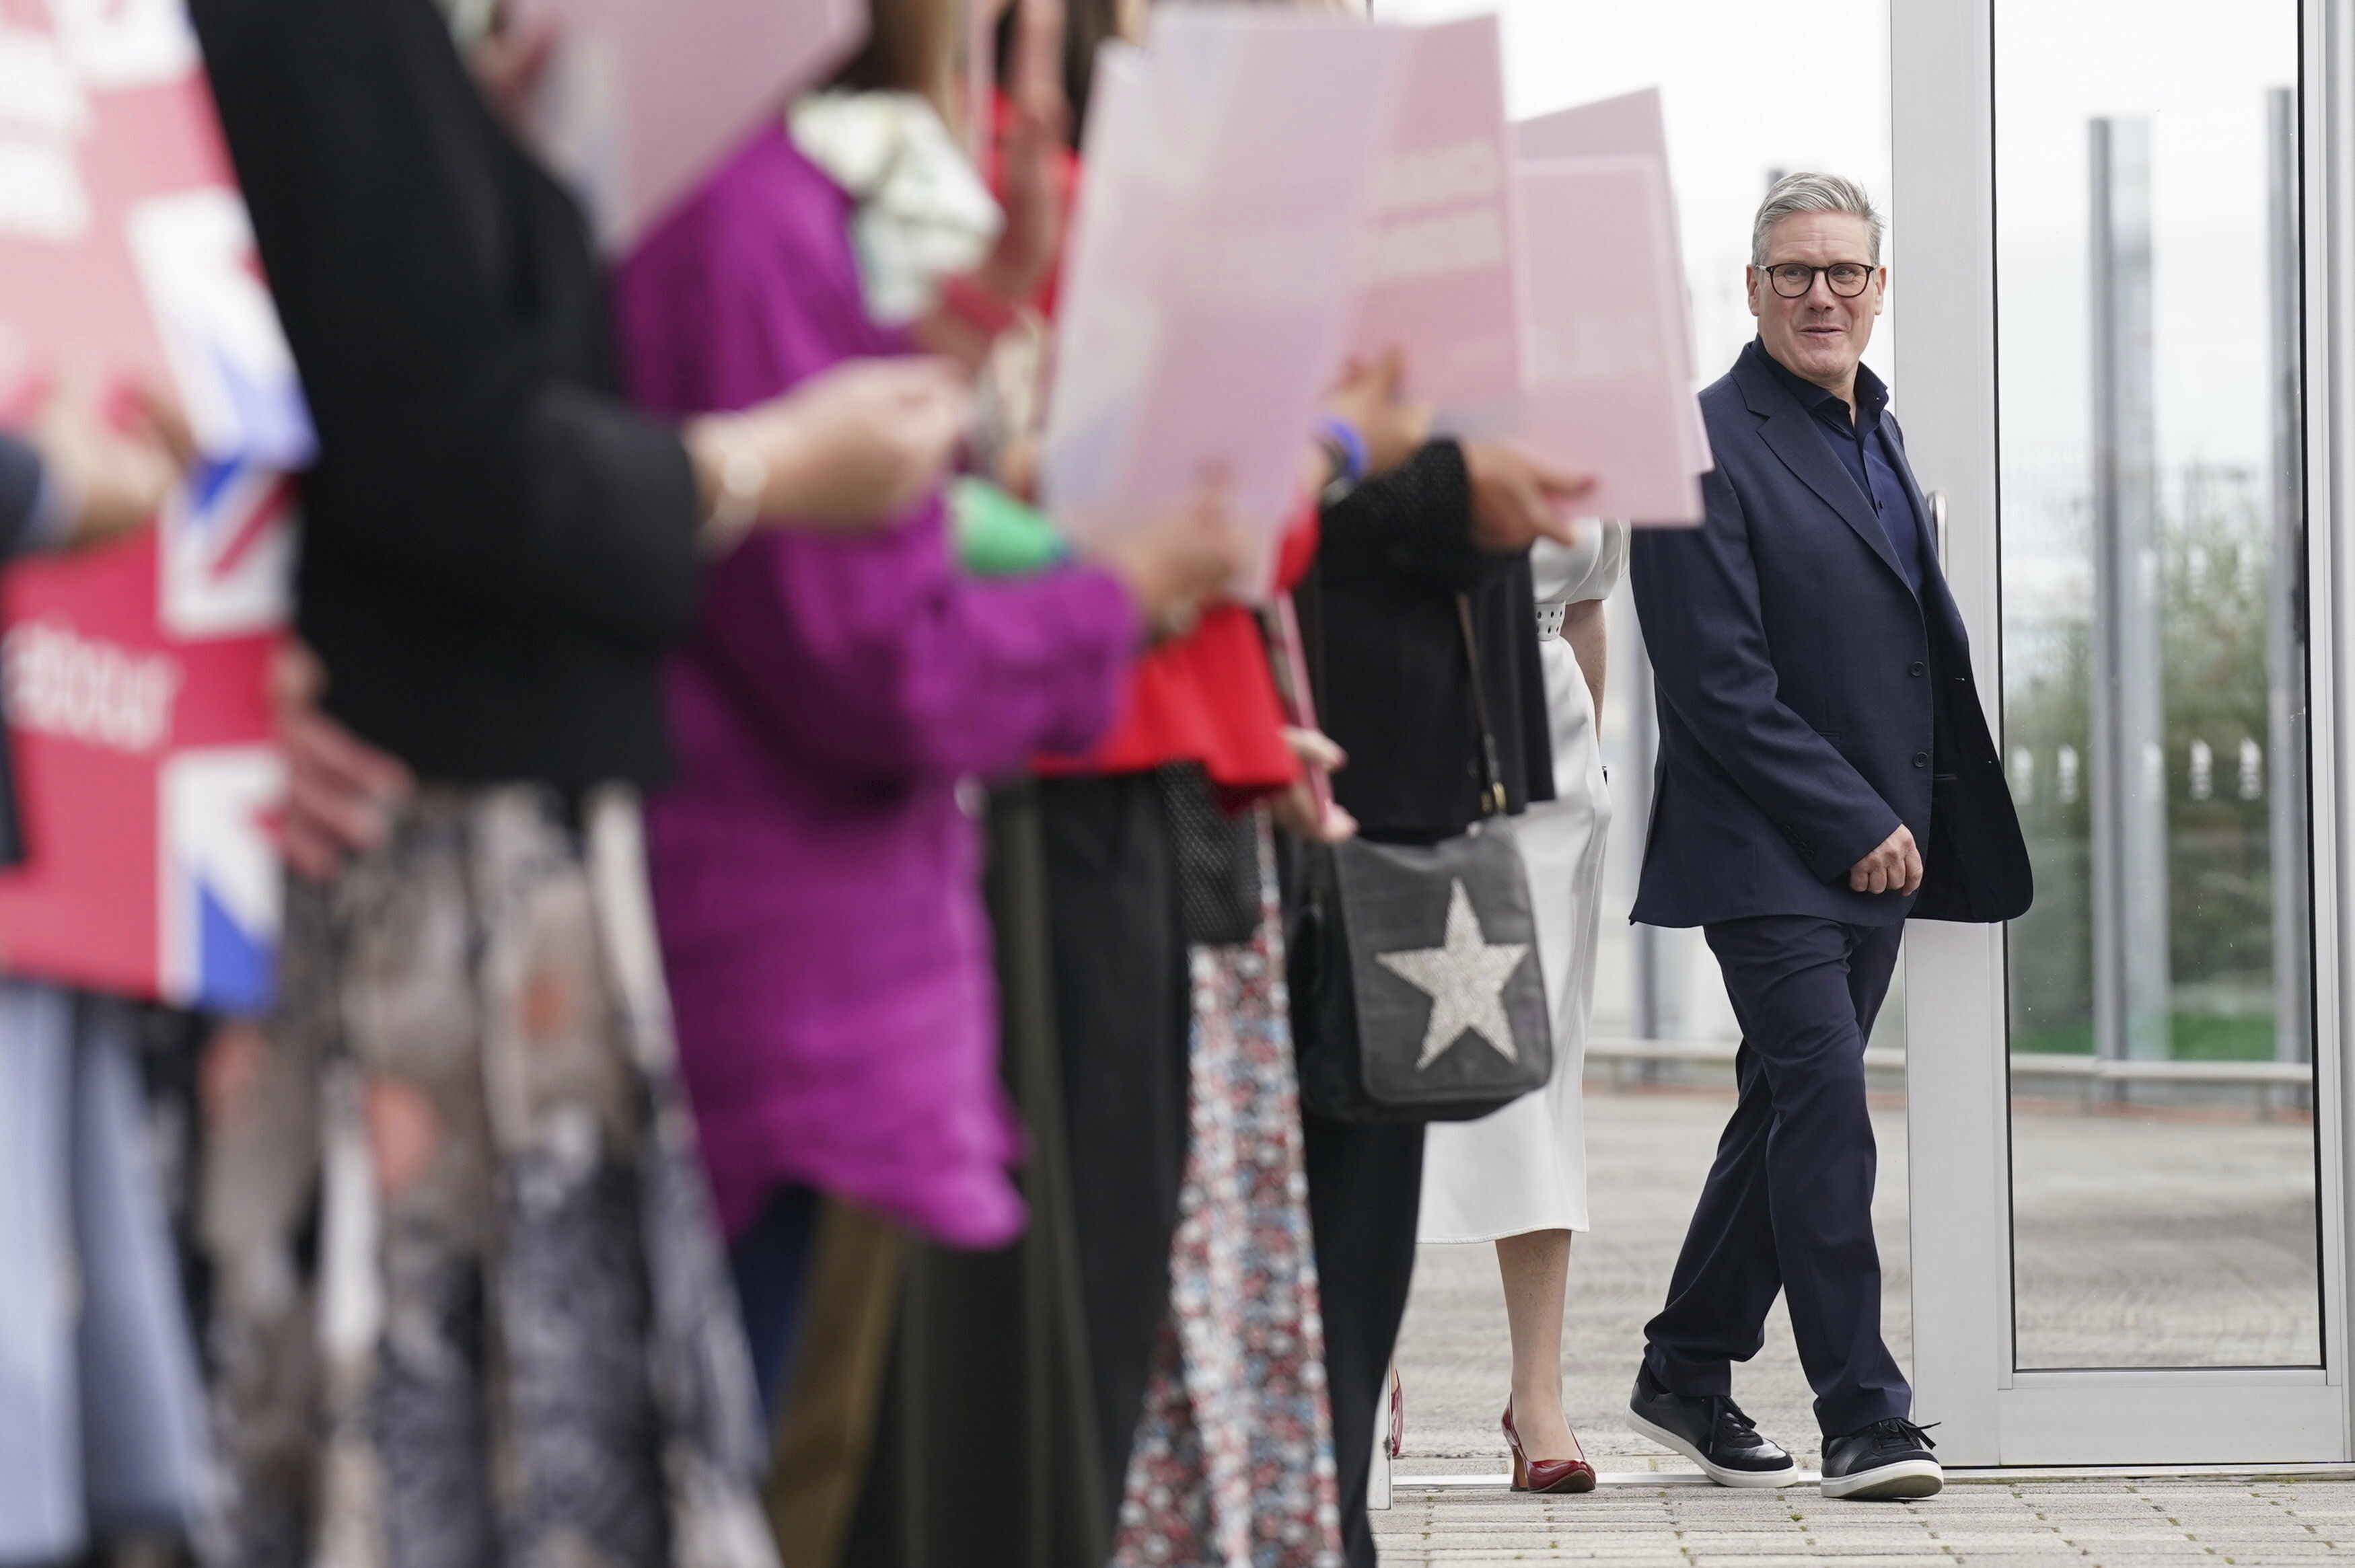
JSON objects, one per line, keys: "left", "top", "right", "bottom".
{"left": 1759, "top": 344, "right": 1926, "bottom": 593}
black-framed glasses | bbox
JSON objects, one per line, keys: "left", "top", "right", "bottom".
{"left": 1758, "top": 261, "right": 1876, "bottom": 299}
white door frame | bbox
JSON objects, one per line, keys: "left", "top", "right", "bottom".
{"left": 1892, "top": 0, "right": 2353, "bottom": 1467}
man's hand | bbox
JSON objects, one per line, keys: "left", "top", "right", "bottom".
{"left": 1323, "top": 348, "right": 1432, "bottom": 480}
{"left": 1848, "top": 823, "right": 1922, "bottom": 897}
{"left": 1461, "top": 439, "right": 1592, "bottom": 552}
{"left": 686, "top": 357, "right": 974, "bottom": 543}
{"left": 1268, "top": 726, "right": 1358, "bottom": 845}
{"left": 1083, "top": 474, "right": 1252, "bottom": 637}
{"left": 270, "top": 642, "right": 412, "bottom": 880}
{"left": 35, "top": 373, "right": 195, "bottom": 552}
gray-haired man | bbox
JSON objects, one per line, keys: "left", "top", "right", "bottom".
{"left": 1621, "top": 174, "right": 2031, "bottom": 1501}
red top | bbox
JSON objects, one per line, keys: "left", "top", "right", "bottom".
{"left": 1036, "top": 507, "right": 1315, "bottom": 799}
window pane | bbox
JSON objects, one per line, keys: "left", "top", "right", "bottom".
{"left": 1995, "top": 0, "right": 2320, "bottom": 1369}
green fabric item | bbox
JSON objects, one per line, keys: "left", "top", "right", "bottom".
{"left": 953, "top": 478, "right": 1068, "bottom": 576}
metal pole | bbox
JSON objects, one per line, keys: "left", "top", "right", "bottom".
{"left": 1628, "top": 607, "right": 1663, "bottom": 1045}
{"left": 2266, "top": 85, "right": 2313, "bottom": 1068}
{"left": 2089, "top": 116, "right": 2173, "bottom": 1064}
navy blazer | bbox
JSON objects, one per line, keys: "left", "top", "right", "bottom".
{"left": 1629, "top": 340, "right": 2031, "bottom": 929}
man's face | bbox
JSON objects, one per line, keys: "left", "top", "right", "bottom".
{"left": 1747, "top": 211, "right": 1886, "bottom": 393}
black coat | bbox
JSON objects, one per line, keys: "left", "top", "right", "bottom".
{"left": 0, "top": 432, "right": 41, "bottom": 865}
{"left": 1307, "top": 439, "right": 1552, "bottom": 844}
{"left": 191, "top": 0, "right": 702, "bottom": 790}
{"left": 1629, "top": 340, "right": 2031, "bottom": 929}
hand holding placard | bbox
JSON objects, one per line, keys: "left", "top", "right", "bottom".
{"left": 1081, "top": 476, "right": 1254, "bottom": 639}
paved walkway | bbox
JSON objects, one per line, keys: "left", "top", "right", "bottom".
{"left": 1380, "top": 1085, "right": 2338, "bottom": 1563}
{"left": 1393, "top": 1088, "right": 1912, "bottom": 1475}
{"left": 1372, "top": 1475, "right": 2355, "bottom": 1565}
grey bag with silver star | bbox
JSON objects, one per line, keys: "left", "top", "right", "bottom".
{"left": 1289, "top": 599, "right": 1554, "bottom": 1123}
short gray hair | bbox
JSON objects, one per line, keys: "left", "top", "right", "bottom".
{"left": 1751, "top": 172, "right": 1884, "bottom": 266}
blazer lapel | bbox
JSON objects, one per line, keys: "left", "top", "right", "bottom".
{"left": 1735, "top": 345, "right": 1912, "bottom": 593}
{"left": 1882, "top": 414, "right": 1940, "bottom": 576}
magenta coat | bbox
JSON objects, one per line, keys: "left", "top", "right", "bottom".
{"left": 614, "top": 125, "right": 1138, "bottom": 1248}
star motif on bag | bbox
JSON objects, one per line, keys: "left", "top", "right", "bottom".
{"left": 1373, "top": 880, "right": 1531, "bottom": 1070}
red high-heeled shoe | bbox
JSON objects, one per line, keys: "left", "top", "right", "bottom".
{"left": 1502, "top": 1405, "right": 1597, "bottom": 1494}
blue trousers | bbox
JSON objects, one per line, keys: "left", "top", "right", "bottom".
{"left": 1642, "top": 916, "right": 1911, "bottom": 1439}
{"left": 0, "top": 982, "right": 208, "bottom": 1564}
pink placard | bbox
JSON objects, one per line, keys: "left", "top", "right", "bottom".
{"left": 1042, "top": 12, "right": 1410, "bottom": 599}
{"left": 1514, "top": 87, "right": 1710, "bottom": 480}
{"left": 519, "top": 0, "right": 869, "bottom": 250}
{"left": 0, "top": 1, "right": 301, "bottom": 1010}
{"left": 1342, "top": 13, "right": 1520, "bottom": 422}
{"left": 1512, "top": 157, "right": 1701, "bottom": 524}
{"left": 1513, "top": 86, "right": 1668, "bottom": 163}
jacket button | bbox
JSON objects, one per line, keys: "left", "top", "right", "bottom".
{"left": 1909, "top": 660, "right": 1926, "bottom": 677}
{"left": 1913, "top": 751, "right": 1930, "bottom": 768}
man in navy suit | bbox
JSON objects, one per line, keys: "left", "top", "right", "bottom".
{"left": 1624, "top": 174, "right": 2031, "bottom": 1502}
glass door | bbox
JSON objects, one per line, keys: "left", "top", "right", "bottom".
{"left": 1893, "top": 0, "right": 2350, "bottom": 1464}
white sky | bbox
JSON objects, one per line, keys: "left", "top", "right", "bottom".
{"left": 1993, "top": 0, "right": 2296, "bottom": 482}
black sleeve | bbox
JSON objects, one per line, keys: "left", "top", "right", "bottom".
{"left": 1316, "top": 438, "right": 1526, "bottom": 593}
{"left": 0, "top": 433, "right": 40, "bottom": 558}
{"left": 190, "top": 0, "right": 700, "bottom": 652}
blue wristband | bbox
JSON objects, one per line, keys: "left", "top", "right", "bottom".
{"left": 1316, "top": 415, "right": 1369, "bottom": 485}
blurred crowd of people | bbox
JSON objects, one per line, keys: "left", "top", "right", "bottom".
{"left": 1, "top": 2, "right": 1628, "bottom": 1566}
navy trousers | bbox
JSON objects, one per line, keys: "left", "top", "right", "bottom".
{"left": 1303, "top": 1113, "right": 1424, "bottom": 1568}
{"left": 1642, "top": 914, "right": 1912, "bottom": 1438}
{"left": 730, "top": 1182, "right": 822, "bottom": 1423}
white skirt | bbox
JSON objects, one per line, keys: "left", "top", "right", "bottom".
{"left": 1417, "top": 631, "right": 1612, "bottom": 1242}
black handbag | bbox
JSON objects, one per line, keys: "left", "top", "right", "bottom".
{"left": 1289, "top": 596, "right": 1554, "bottom": 1123}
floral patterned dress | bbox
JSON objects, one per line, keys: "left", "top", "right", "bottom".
{"left": 1114, "top": 816, "right": 1343, "bottom": 1568}
{"left": 201, "top": 787, "right": 774, "bottom": 1568}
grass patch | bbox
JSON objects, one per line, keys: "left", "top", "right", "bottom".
{"left": 2008, "top": 1014, "right": 2280, "bottom": 1061}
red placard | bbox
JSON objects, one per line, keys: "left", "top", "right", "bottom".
{"left": 0, "top": 0, "right": 303, "bottom": 1012}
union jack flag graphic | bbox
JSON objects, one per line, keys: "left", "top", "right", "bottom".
{"left": 161, "top": 457, "right": 295, "bottom": 639}
{"left": 159, "top": 743, "right": 284, "bottom": 1014}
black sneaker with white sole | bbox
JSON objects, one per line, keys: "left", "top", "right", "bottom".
{"left": 1820, "top": 1417, "right": 1943, "bottom": 1500}
{"left": 1626, "top": 1363, "right": 1797, "bottom": 1488}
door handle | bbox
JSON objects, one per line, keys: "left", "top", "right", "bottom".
{"left": 1930, "top": 489, "right": 1951, "bottom": 568}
